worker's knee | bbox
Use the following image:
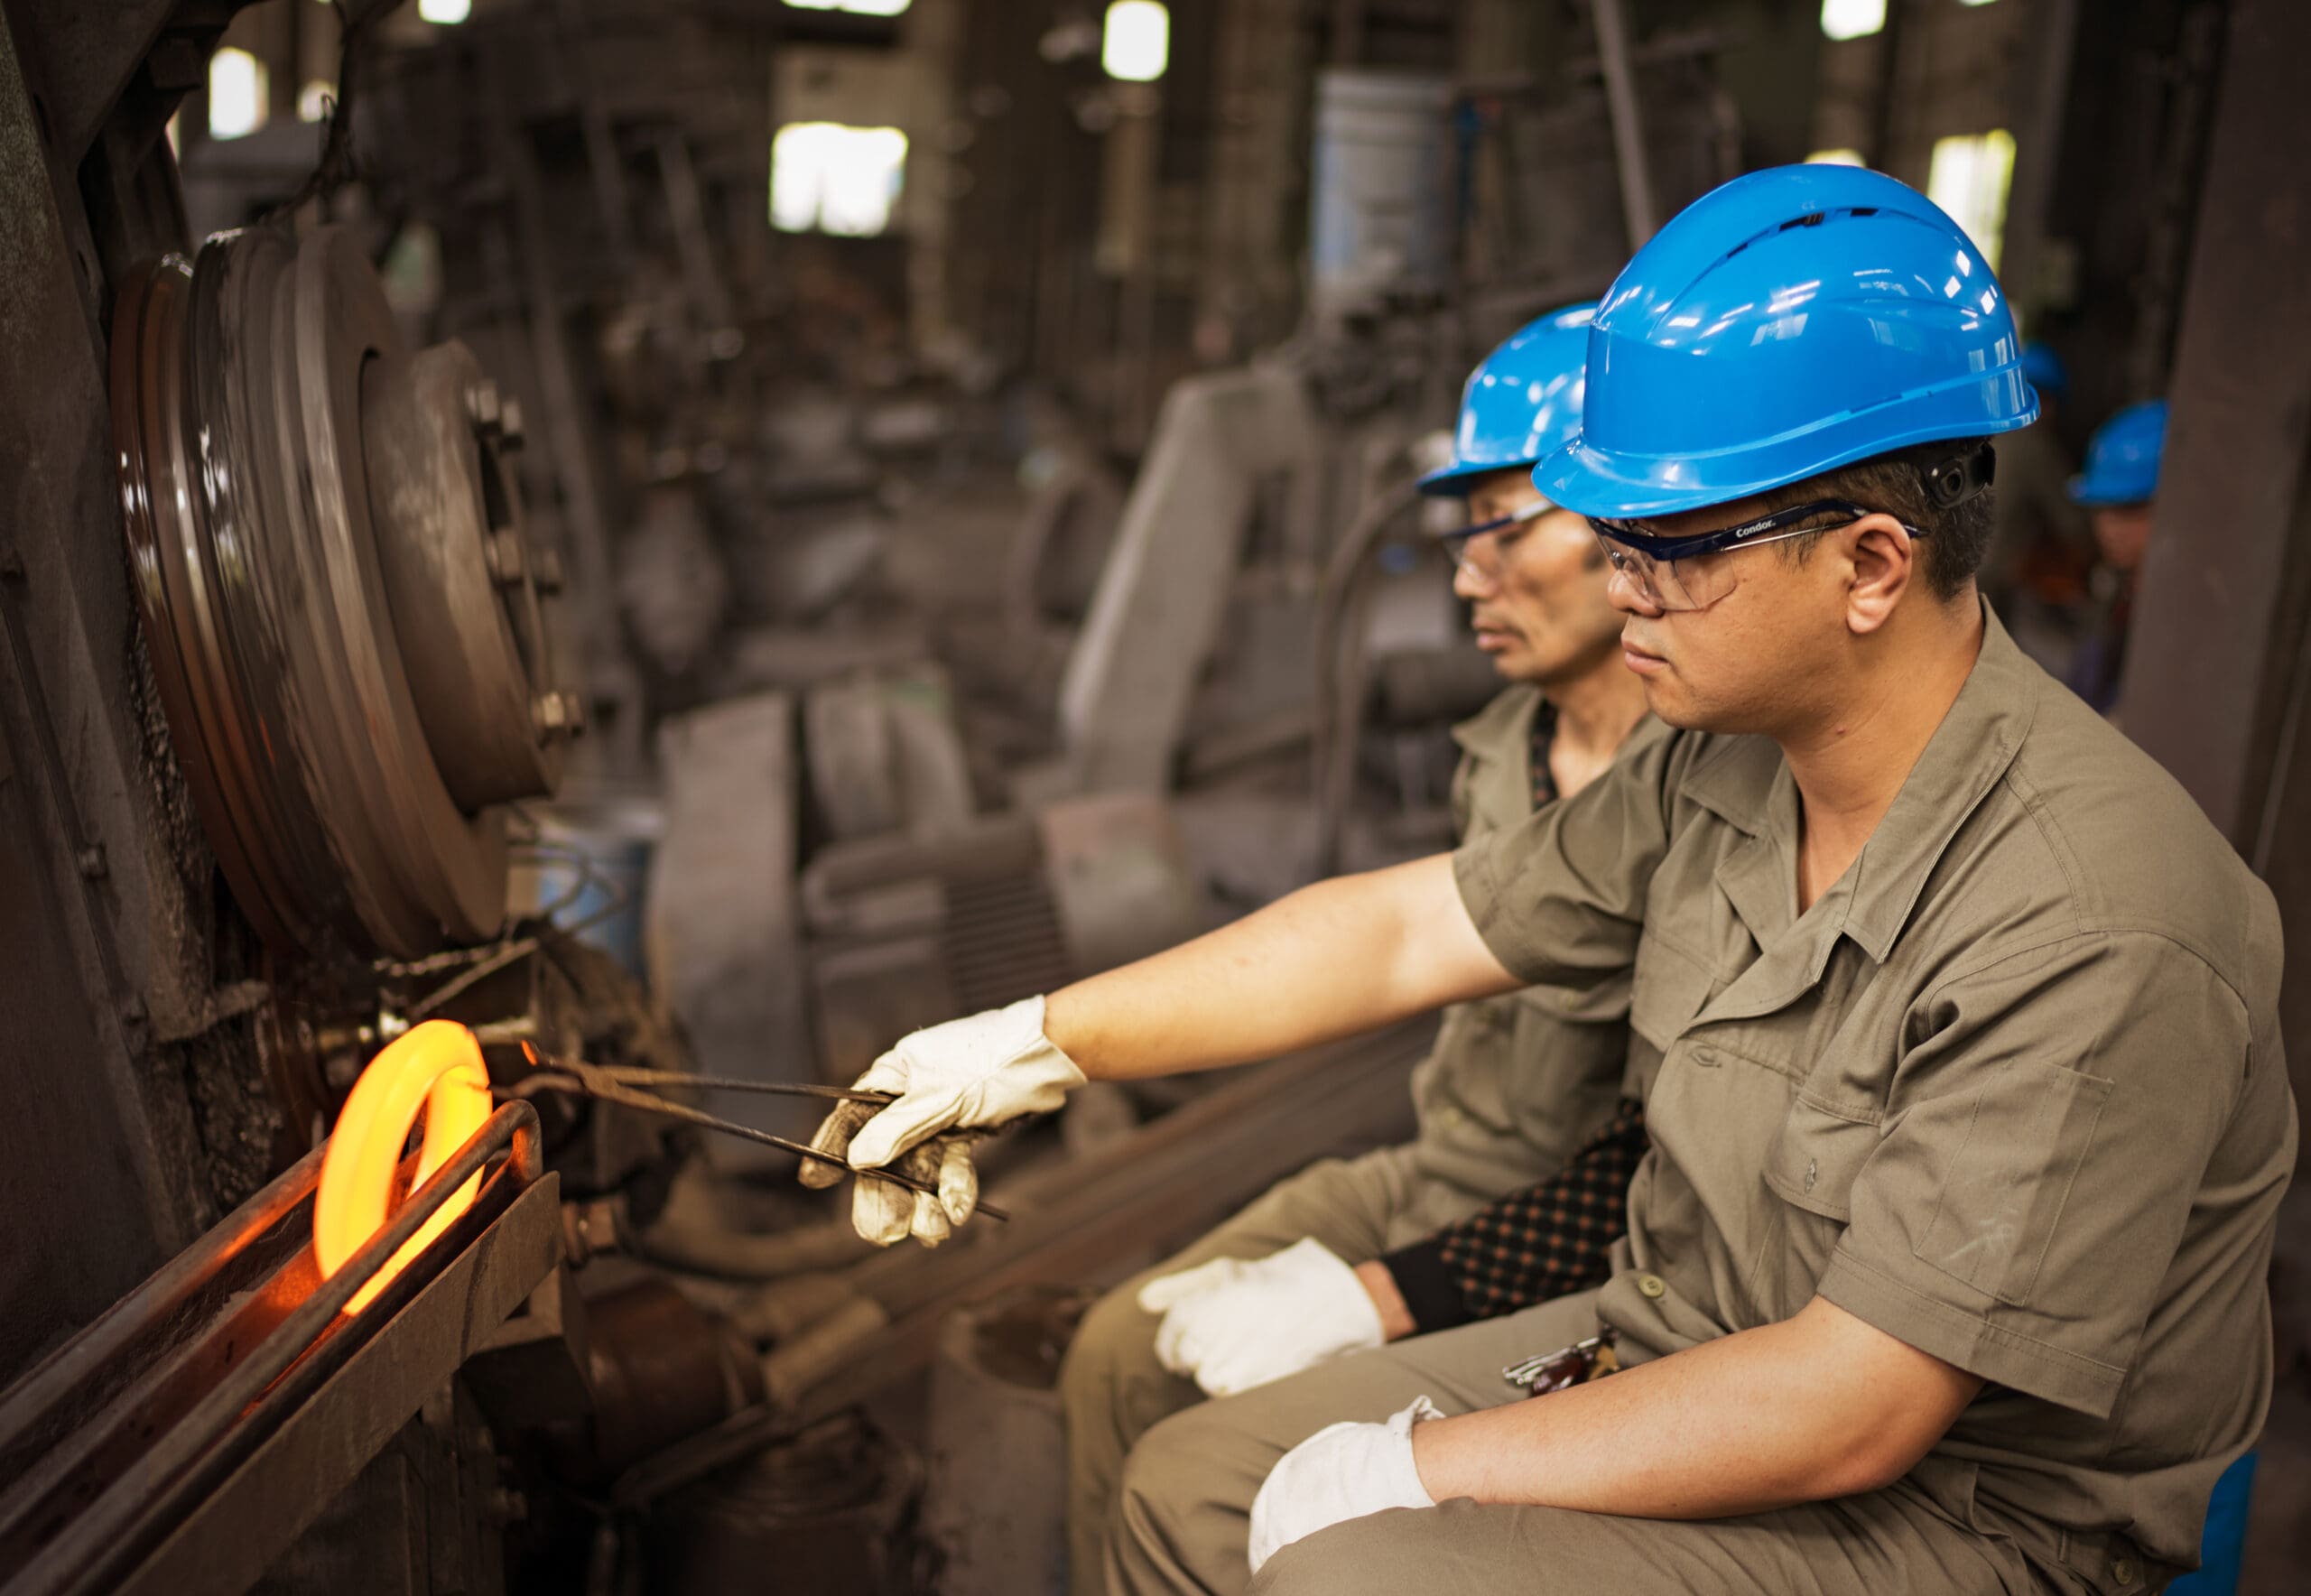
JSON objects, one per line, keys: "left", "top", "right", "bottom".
{"left": 1248, "top": 1509, "right": 1425, "bottom": 1596}
{"left": 1059, "top": 1278, "right": 1158, "bottom": 1419}
{"left": 1111, "top": 1402, "right": 1225, "bottom": 1545}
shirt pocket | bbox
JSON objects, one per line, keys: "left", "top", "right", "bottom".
{"left": 1764, "top": 1093, "right": 1881, "bottom": 1222}
{"left": 1913, "top": 1062, "right": 2114, "bottom": 1308}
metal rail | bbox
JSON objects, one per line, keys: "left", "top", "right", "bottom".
{"left": 0, "top": 1102, "right": 554, "bottom": 1596}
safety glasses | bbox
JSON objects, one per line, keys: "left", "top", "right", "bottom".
{"left": 1442, "top": 497, "right": 1552, "bottom": 573}
{"left": 1589, "top": 497, "right": 1926, "bottom": 612}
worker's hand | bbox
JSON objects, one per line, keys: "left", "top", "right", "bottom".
{"left": 1248, "top": 1396, "right": 1442, "bottom": 1574}
{"left": 1137, "top": 1239, "right": 1386, "bottom": 1396}
{"left": 798, "top": 1114, "right": 982, "bottom": 1246}
{"left": 802, "top": 996, "right": 1084, "bottom": 1245}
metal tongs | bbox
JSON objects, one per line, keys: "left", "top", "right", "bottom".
{"left": 511, "top": 1044, "right": 1010, "bottom": 1220}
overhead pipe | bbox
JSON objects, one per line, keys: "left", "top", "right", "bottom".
{"left": 1592, "top": 0, "right": 1659, "bottom": 249}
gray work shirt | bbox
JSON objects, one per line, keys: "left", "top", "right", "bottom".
{"left": 1410, "top": 686, "right": 1657, "bottom": 1207}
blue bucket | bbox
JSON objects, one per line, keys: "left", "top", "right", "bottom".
{"left": 512, "top": 799, "right": 664, "bottom": 979}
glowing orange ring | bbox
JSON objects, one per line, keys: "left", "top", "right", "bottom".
{"left": 313, "top": 1019, "right": 493, "bottom": 1314}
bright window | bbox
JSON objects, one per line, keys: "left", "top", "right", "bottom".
{"left": 1927, "top": 129, "right": 2017, "bottom": 270}
{"left": 298, "top": 79, "right": 334, "bottom": 122}
{"left": 1805, "top": 148, "right": 1866, "bottom": 167}
{"left": 1102, "top": 2, "right": 1171, "bottom": 82}
{"left": 784, "top": 1, "right": 913, "bottom": 14}
{"left": 771, "top": 123, "right": 908, "bottom": 237}
{"left": 418, "top": 0, "right": 471, "bottom": 23}
{"left": 1820, "top": 0, "right": 1887, "bottom": 42}
{"left": 208, "top": 48, "right": 266, "bottom": 141}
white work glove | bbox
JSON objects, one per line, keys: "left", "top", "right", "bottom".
{"left": 801, "top": 995, "right": 1085, "bottom": 1246}
{"left": 1137, "top": 1239, "right": 1386, "bottom": 1396}
{"left": 1248, "top": 1396, "right": 1442, "bottom": 1575}
{"left": 797, "top": 1122, "right": 982, "bottom": 1247}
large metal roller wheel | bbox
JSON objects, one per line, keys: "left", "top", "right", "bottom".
{"left": 113, "top": 248, "right": 347, "bottom": 954}
{"left": 110, "top": 227, "right": 571, "bottom": 963}
{"left": 364, "top": 339, "right": 569, "bottom": 810}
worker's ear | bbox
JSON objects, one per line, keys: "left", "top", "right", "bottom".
{"left": 1840, "top": 515, "right": 1915, "bottom": 636}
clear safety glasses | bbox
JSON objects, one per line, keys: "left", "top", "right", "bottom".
{"left": 1589, "top": 497, "right": 1926, "bottom": 612}
{"left": 1441, "top": 497, "right": 1552, "bottom": 574}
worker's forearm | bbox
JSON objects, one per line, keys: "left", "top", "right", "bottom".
{"left": 1409, "top": 1298, "right": 1980, "bottom": 1517}
{"left": 1042, "top": 854, "right": 1515, "bottom": 1081}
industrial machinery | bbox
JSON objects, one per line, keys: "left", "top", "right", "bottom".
{"left": 0, "top": 4, "right": 721, "bottom": 1589}
{"left": 110, "top": 224, "right": 571, "bottom": 968}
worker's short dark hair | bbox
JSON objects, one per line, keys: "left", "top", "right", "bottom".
{"left": 1749, "top": 440, "right": 1998, "bottom": 603}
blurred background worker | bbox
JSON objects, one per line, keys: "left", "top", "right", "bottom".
{"left": 1048, "top": 303, "right": 1653, "bottom": 1596}
{"left": 1982, "top": 343, "right": 2093, "bottom": 669}
{"left": 2065, "top": 398, "right": 2168, "bottom": 716}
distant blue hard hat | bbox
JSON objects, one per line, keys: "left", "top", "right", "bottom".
{"left": 1534, "top": 164, "right": 2038, "bottom": 519}
{"left": 2069, "top": 399, "right": 2167, "bottom": 507}
{"left": 2020, "top": 342, "right": 2068, "bottom": 401}
{"left": 1418, "top": 302, "right": 1596, "bottom": 497}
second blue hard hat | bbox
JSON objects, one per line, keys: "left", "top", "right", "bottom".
{"left": 2020, "top": 342, "right": 2068, "bottom": 402}
{"left": 1535, "top": 164, "right": 2038, "bottom": 519}
{"left": 1419, "top": 302, "right": 1596, "bottom": 497}
{"left": 2069, "top": 399, "right": 2167, "bottom": 507}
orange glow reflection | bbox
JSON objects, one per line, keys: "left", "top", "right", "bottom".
{"left": 313, "top": 1019, "right": 492, "bottom": 1313}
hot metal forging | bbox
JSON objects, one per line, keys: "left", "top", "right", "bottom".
{"left": 109, "top": 225, "right": 578, "bottom": 964}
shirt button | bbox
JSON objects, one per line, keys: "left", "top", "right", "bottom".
{"left": 2111, "top": 1559, "right": 2138, "bottom": 1587}
{"left": 1637, "top": 1274, "right": 1666, "bottom": 1299}
{"left": 1804, "top": 1158, "right": 1819, "bottom": 1193}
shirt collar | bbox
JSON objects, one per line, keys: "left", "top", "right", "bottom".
{"left": 1449, "top": 683, "right": 1543, "bottom": 764}
{"left": 1681, "top": 734, "right": 1784, "bottom": 839}
{"left": 1839, "top": 602, "right": 2037, "bottom": 961}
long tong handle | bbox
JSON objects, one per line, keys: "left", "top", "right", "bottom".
{"left": 513, "top": 1074, "right": 1009, "bottom": 1221}
{"left": 520, "top": 1046, "right": 897, "bottom": 1106}
{"left": 597, "top": 1067, "right": 897, "bottom": 1105}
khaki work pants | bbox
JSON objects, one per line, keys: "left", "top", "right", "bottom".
{"left": 1059, "top": 1145, "right": 1485, "bottom": 1596}
{"left": 1103, "top": 1287, "right": 2058, "bottom": 1596}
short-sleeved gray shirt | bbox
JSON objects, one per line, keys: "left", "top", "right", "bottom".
{"left": 1453, "top": 608, "right": 2295, "bottom": 1583}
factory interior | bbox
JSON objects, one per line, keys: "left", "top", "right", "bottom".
{"left": 4, "top": 0, "right": 2310, "bottom": 1591}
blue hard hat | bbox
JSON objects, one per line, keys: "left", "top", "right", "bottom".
{"left": 2020, "top": 342, "right": 2068, "bottom": 401}
{"left": 2069, "top": 399, "right": 2167, "bottom": 507}
{"left": 1418, "top": 303, "right": 1596, "bottom": 497}
{"left": 1534, "top": 165, "right": 2038, "bottom": 519}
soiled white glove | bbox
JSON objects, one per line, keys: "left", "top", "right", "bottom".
{"left": 802, "top": 996, "right": 1084, "bottom": 1245}
{"left": 1248, "top": 1396, "right": 1442, "bottom": 1574}
{"left": 799, "top": 1117, "right": 982, "bottom": 1247}
{"left": 1137, "top": 1239, "right": 1386, "bottom": 1396}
